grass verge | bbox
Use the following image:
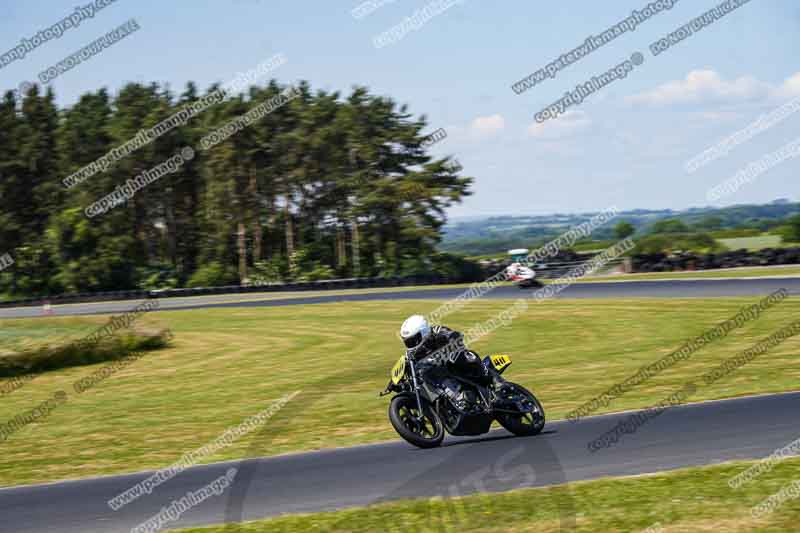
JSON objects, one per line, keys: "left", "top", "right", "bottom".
{"left": 717, "top": 235, "right": 784, "bottom": 251}
{"left": 175, "top": 457, "right": 800, "bottom": 532}
{"left": 570, "top": 265, "right": 800, "bottom": 282}
{"left": 0, "top": 328, "right": 171, "bottom": 378}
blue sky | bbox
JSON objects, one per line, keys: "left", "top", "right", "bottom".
{"left": 1, "top": 0, "right": 798, "bottom": 217}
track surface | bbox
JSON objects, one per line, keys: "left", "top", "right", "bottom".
{"left": 2, "top": 277, "right": 800, "bottom": 319}
{"left": 1, "top": 392, "right": 798, "bottom": 532}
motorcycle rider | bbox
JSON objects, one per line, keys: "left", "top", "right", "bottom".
{"left": 399, "top": 315, "right": 490, "bottom": 384}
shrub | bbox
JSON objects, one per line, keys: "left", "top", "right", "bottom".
{"left": 136, "top": 263, "right": 179, "bottom": 290}
{"left": 247, "top": 257, "right": 287, "bottom": 285}
{"left": 614, "top": 221, "right": 635, "bottom": 239}
{"left": 783, "top": 214, "right": 800, "bottom": 243}
{"left": 635, "top": 233, "right": 722, "bottom": 254}
{"left": 709, "top": 228, "right": 761, "bottom": 239}
{"left": 0, "top": 328, "right": 172, "bottom": 378}
{"left": 429, "top": 253, "right": 485, "bottom": 282}
{"left": 650, "top": 219, "right": 690, "bottom": 234}
{"left": 186, "top": 262, "right": 238, "bottom": 288}
{"left": 289, "top": 249, "right": 336, "bottom": 281}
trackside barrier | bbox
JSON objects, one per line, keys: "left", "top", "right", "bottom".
{"left": 0, "top": 254, "right": 636, "bottom": 310}
{"left": 0, "top": 275, "right": 452, "bottom": 309}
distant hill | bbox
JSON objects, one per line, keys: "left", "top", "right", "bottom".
{"left": 441, "top": 202, "right": 800, "bottom": 256}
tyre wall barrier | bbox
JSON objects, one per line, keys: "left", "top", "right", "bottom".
{"left": 0, "top": 275, "right": 459, "bottom": 309}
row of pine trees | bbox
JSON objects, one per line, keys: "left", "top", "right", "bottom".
{"left": 0, "top": 80, "right": 472, "bottom": 297}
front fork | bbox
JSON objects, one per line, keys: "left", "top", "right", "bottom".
{"left": 486, "top": 364, "right": 507, "bottom": 392}
{"left": 407, "top": 357, "right": 426, "bottom": 421}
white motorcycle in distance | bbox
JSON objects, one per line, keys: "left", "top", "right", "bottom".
{"left": 504, "top": 249, "right": 542, "bottom": 288}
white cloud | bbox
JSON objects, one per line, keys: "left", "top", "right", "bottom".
{"left": 527, "top": 110, "right": 591, "bottom": 140}
{"left": 775, "top": 72, "right": 800, "bottom": 99}
{"left": 687, "top": 110, "right": 742, "bottom": 122}
{"left": 626, "top": 70, "right": 800, "bottom": 108}
{"left": 469, "top": 114, "right": 505, "bottom": 139}
{"left": 626, "top": 70, "right": 773, "bottom": 106}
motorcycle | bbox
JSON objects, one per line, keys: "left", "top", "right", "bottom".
{"left": 380, "top": 350, "right": 545, "bottom": 448}
{"left": 505, "top": 248, "right": 543, "bottom": 289}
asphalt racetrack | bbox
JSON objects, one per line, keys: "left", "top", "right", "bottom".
{"left": 2, "top": 277, "right": 799, "bottom": 531}
{"left": 2, "top": 276, "right": 800, "bottom": 319}
{"left": 1, "top": 392, "right": 798, "bottom": 532}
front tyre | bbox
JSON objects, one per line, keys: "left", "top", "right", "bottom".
{"left": 389, "top": 394, "right": 444, "bottom": 449}
{"left": 495, "top": 383, "right": 545, "bottom": 436}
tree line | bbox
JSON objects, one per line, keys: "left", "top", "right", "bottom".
{"left": 0, "top": 80, "right": 472, "bottom": 297}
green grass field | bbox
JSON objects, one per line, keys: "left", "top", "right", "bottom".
{"left": 718, "top": 235, "right": 784, "bottom": 251}
{"left": 1, "top": 296, "right": 799, "bottom": 488}
{"left": 573, "top": 265, "right": 800, "bottom": 282}
{"left": 177, "top": 457, "right": 800, "bottom": 532}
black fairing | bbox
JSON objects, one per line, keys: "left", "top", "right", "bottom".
{"left": 445, "top": 411, "right": 493, "bottom": 436}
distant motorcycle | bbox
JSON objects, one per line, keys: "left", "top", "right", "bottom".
{"left": 380, "top": 351, "right": 545, "bottom": 448}
{"left": 505, "top": 248, "right": 542, "bottom": 288}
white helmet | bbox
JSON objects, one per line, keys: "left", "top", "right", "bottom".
{"left": 400, "top": 315, "right": 431, "bottom": 349}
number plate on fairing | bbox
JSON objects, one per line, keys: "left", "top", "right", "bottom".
{"left": 489, "top": 354, "right": 512, "bottom": 373}
{"left": 391, "top": 355, "right": 406, "bottom": 384}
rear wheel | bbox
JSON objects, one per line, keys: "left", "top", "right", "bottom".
{"left": 495, "top": 383, "right": 545, "bottom": 436}
{"left": 389, "top": 394, "right": 444, "bottom": 449}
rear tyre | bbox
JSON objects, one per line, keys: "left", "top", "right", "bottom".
{"left": 495, "top": 383, "right": 545, "bottom": 436}
{"left": 389, "top": 394, "right": 444, "bottom": 449}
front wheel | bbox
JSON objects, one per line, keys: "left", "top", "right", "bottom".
{"left": 495, "top": 383, "right": 545, "bottom": 436}
{"left": 388, "top": 394, "right": 445, "bottom": 449}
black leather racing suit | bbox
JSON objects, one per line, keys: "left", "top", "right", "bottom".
{"left": 409, "top": 326, "right": 489, "bottom": 384}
